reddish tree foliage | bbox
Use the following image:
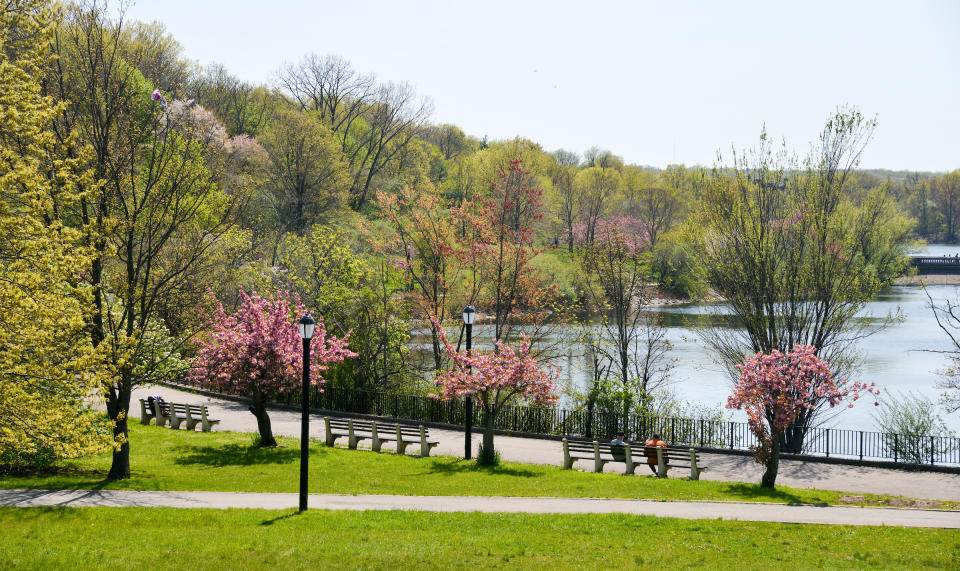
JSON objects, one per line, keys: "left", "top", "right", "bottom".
{"left": 188, "top": 290, "right": 355, "bottom": 446}
{"left": 727, "top": 345, "right": 878, "bottom": 487}
{"left": 430, "top": 316, "right": 560, "bottom": 459}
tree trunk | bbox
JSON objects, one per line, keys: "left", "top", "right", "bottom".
{"left": 780, "top": 421, "right": 807, "bottom": 454}
{"left": 250, "top": 394, "right": 277, "bottom": 447}
{"left": 761, "top": 438, "right": 781, "bottom": 488}
{"left": 106, "top": 386, "right": 131, "bottom": 480}
{"left": 482, "top": 411, "right": 495, "bottom": 455}
{"left": 107, "top": 415, "right": 130, "bottom": 480}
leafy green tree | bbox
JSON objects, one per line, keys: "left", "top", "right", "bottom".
{"left": 0, "top": 0, "right": 114, "bottom": 467}
{"left": 50, "top": 2, "right": 252, "bottom": 479}
{"left": 693, "top": 109, "right": 912, "bottom": 452}
{"left": 282, "top": 227, "right": 414, "bottom": 390}
{"left": 574, "top": 166, "right": 620, "bottom": 245}
{"left": 934, "top": 171, "right": 960, "bottom": 242}
{"left": 259, "top": 106, "right": 350, "bottom": 259}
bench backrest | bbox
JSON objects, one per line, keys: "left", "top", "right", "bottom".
{"left": 326, "top": 417, "right": 427, "bottom": 437}
{"left": 185, "top": 404, "right": 210, "bottom": 416}
{"left": 392, "top": 423, "right": 424, "bottom": 438}
{"left": 565, "top": 439, "right": 598, "bottom": 454}
{"left": 643, "top": 446, "right": 697, "bottom": 460}
{"left": 326, "top": 418, "right": 374, "bottom": 432}
{"left": 151, "top": 400, "right": 170, "bottom": 414}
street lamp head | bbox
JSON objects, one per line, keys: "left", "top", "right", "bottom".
{"left": 298, "top": 314, "right": 316, "bottom": 340}
{"left": 462, "top": 305, "right": 476, "bottom": 325}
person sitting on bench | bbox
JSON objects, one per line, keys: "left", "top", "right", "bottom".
{"left": 609, "top": 431, "right": 627, "bottom": 462}
{"left": 644, "top": 433, "right": 667, "bottom": 474}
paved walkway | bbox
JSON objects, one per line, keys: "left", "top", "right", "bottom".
{"left": 3, "top": 489, "right": 959, "bottom": 528}
{"left": 133, "top": 385, "right": 960, "bottom": 502}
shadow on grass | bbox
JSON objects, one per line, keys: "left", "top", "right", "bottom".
{"left": 260, "top": 510, "right": 302, "bottom": 526}
{"left": 720, "top": 483, "right": 827, "bottom": 506}
{"left": 174, "top": 443, "right": 299, "bottom": 467}
{"left": 419, "top": 458, "right": 540, "bottom": 478}
{"left": 0, "top": 465, "right": 117, "bottom": 490}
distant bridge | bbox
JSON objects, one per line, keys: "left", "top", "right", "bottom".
{"left": 910, "top": 256, "right": 960, "bottom": 275}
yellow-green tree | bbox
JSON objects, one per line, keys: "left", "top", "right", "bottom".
{"left": 50, "top": 3, "right": 254, "bottom": 479}
{"left": 0, "top": 0, "right": 113, "bottom": 466}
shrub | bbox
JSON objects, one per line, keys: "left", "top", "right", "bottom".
{"left": 874, "top": 392, "right": 956, "bottom": 464}
{"left": 476, "top": 443, "right": 500, "bottom": 467}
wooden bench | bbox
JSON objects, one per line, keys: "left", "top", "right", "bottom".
{"left": 562, "top": 439, "right": 644, "bottom": 474}
{"left": 168, "top": 403, "right": 190, "bottom": 429}
{"left": 561, "top": 439, "right": 707, "bottom": 480}
{"left": 139, "top": 398, "right": 170, "bottom": 427}
{"left": 160, "top": 402, "right": 220, "bottom": 432}
{"left": 643, "top": 446, "right": 708, "bottom": 480}
{"left": 183, "top": 403, "right": 220, "bottom": 432}
{"left": 323, "top": 417, "right": 439, "bottom": 457}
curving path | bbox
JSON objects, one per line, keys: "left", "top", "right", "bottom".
{"left": 3, "top": 488, "right": 959, "bottom": 528}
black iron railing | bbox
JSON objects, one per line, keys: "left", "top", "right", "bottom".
{"left": 201, "top": 382, "right": 960, "bottom": 467}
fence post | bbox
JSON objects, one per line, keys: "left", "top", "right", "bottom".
{"left": 894, "top": 434, "right": 898, "bottom": 463}
{"left": 931, "top": 436, "right": 936, "bottom": 466}
{"left": 670, "top": 418, "right": 675, "bottom": 444}
{"left": 825, "top": 429, "right": 830, "bottom": 458}
{"left": 729, "top": 422, "right": 734, "bottom": 449}
{"left": 859, "top": 431, "right": 863, "bottom": 461}
{"left": 700, "top": 419, "right": 705, "bottom": 447}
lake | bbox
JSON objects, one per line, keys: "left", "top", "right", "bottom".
{"left": 418, "top": 247, "right": 960, "bottom": 434}
{"left": 619, "top": 284, "right": 960, "bottom": 433}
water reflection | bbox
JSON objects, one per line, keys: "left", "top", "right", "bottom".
{"left": 411, "top": 278, "right": 960, "bottom": 433}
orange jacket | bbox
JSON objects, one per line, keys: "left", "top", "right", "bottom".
{"left": 644, "top": 438, "right": 666, "bottom": 464}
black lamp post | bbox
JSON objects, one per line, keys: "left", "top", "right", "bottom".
{"left": 462, "top": 305, "right": 475, "bottom": 460}
{"left": 297, "top": 314, "right": 316, "bottom": 512}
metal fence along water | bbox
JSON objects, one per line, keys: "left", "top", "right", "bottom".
{"left": 229, "top": 383, "right": 960, "bottom": 467}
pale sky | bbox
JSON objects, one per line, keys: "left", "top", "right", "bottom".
{"left": 125, "top": 0, "right": 959, "bottom": 172}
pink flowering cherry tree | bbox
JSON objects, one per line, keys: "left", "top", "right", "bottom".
{"left": 431, "top": 317, "right": 560, "bottom": 463}
{"left": 727, "top": 344, "right": 878, "bottom": 488}
{"left": 188, "top": 290, "right": 355, "bottom": 446}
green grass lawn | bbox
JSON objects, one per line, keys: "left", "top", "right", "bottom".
{"left": 1, "top": 507, "right": 958, "bottom": 569}
{"left": 0, "top": 423, "right": 943, "bottom": 507}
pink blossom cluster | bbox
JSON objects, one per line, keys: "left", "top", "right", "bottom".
{"left": 568, "top": 216, "right": 651, "bottom": 251}
{"left": 187, "top": 290, "right": 356, "bottom": 399}
{"left": 166, "top": 99, "right": 230, "bottom": 148}
{"left": 727, "top": 345, "right": 879, "bottom": 444}
{"left": 769, "top": 210, "right": 805, "bottom": 230}
{"left": 429, "top": 316, "right": 560, "bottom": 408}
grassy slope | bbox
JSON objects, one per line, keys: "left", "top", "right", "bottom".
{"left": 2, "top": 507, "right": 958, "bottom": 569}
{"left": 0, "top": 424, "right": 937, "bottom": 507}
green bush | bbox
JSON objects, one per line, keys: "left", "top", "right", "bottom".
{"left": 530, "top": 248, "right": 578, "bottom": 303}
{"left": 0, "top": 445, "right": 57, "bottom": 474}
{"left": 476, "top": 443, "right": 500, "bottom": 467}
{"left": 873, "top": 391, "right": 956, "bottom": 464}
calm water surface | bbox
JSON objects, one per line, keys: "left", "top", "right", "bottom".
{"left": 418, "top": 247, "right": 960, "bottom": 433}
{"left": 629, "top": 285, "right": 960, "bottom": 433}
